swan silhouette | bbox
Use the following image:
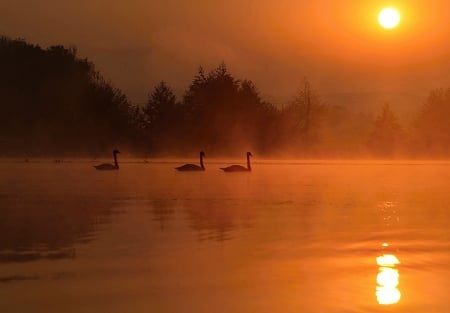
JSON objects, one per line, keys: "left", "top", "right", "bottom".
{"left": 220, "top": 152, "right": 252, "bottom": 172}
{"left": 94, "top": 149, "right": 120, "bottom": 170}
{"left": 175, "top": 151, "right": 206, "bottom": 171}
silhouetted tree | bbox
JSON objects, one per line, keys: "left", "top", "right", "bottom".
{"left": 279, "top": 80, "right": 326, "bottom": 155}
{"left": 236, "top": 79, "right": 280, "bottom": 154}
{"left": 181, "top": 63, "right": 274, "bottom": 154}
{"left": 411, "top": 88, "right": 450, "bottom": 157}
{"left": 367, "top": 103, "right": 404, "bottom": 157}
{"left": 143, "top": 81, "right": 183, "bottom": 152}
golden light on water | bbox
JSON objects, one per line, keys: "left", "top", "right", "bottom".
{"left": 376, "top": 254, "right": 401, "bottom": 305}
{"left": 377, "top": 254, "right": 400, "bottom": 267}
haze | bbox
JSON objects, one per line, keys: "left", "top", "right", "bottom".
{"left": 2, "top": 3, "right": 450, "bottom": 311}
{"left": 1, "top": 0, "right": 449, "bottom": 109}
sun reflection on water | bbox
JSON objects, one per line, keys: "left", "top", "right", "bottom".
{"left": 376, "top": 252, "right": 401, "bottom": 305}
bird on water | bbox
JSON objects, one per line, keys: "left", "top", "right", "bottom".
{"left": 220, "top": 152, "right": 252, "bottom": 172}
{"left": 175, "top": 151, "right": 206, "bottom": 171}
{"left": 94, "top": 149, "right": 120, "bottom": 170}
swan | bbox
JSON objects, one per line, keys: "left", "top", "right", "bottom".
{"left": 175, "top": 151, "right": 205, "bottom": 171}
{"left": 220, "top": 152, "right": 252, "bottom": 172}
{"left": 94, "top": 149, "right": 120, "bottom": 170}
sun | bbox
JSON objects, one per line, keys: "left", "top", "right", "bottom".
{"left": 378, "top": 8, "right": 401, "bottom": 29}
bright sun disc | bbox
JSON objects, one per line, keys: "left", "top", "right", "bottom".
{"left": 378, "top": 8, "right": 400, "bottom": 29}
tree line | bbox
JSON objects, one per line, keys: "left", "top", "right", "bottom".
{"left": 1, "top": 36, "right": 449, "bottom": 158}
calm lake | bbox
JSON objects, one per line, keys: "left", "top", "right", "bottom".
{"left": 1, "top": 160, "right": 450, "bottom": 312}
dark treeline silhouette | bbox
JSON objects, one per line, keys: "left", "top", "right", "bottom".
{"left": 140, "top": 64, "right": 278, "bottom": 156}
{"left": 138, "top": 68, "right": 374, "bottom": 157}
{"left": 0, "top": 36, "right": 140, "bottom": 156}
{"left": 367, "top": 103, "right": 404, "bottom": 157}
{"left": 1, "top": 36, "right": 450, "bottom": 158}
{"left": 410, "top": 88, "right": 450, "bottom": 157}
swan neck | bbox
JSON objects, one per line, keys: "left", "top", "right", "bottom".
{"left": 247, "top": 154, "right": 251, "bottom": 171}
{"left": 113, "top": 151, "right": 119, "bottom": 168}
{"left": 200, "top": 154, "right": 204, "bottom": 169}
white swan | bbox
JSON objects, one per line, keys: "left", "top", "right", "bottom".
{"left": 94, "top": 149, "right": 120, "bottom": 170}
{"left": 175, "top": 151, "right": 205, "bottom": 171}
{"left": 220, "top": 152, "right": 252, "bottom": 172}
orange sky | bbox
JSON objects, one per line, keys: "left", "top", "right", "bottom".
{"left": 1, "top": 0, "right": 449, "bottom": 114}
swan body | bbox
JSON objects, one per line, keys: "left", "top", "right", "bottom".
{"left": 94, "top": 149, "right": 120, "bottom": 170}
{"left": 220, "top": 152, "right": 252, "bottom": 172}
{"left": 176, "top": 151, "right": 205, "bottom": 171}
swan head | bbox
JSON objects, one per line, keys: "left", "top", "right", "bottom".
{"left": 200, "top": 151, "right": 206, "bottom": 157}
{"left": 247, "top": 152, "right": 252, "bottom": 157}
{"left": 113, "top": 149, "right": 120, "bottom": 154}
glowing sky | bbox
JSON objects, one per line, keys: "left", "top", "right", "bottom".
{"left": 1, "top": 0, "right": 449, "bottom": 112}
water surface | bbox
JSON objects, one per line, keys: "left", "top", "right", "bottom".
{"left": 1, "top": 160, "right": 450, "bottom": 312}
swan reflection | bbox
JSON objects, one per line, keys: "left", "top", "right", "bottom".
{"left": 376, "top": 253, "right": 401, "bottom": 305}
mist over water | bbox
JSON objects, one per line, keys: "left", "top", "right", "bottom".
{"left": 1, "top": 159, "right": 450, "bottom": 312}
